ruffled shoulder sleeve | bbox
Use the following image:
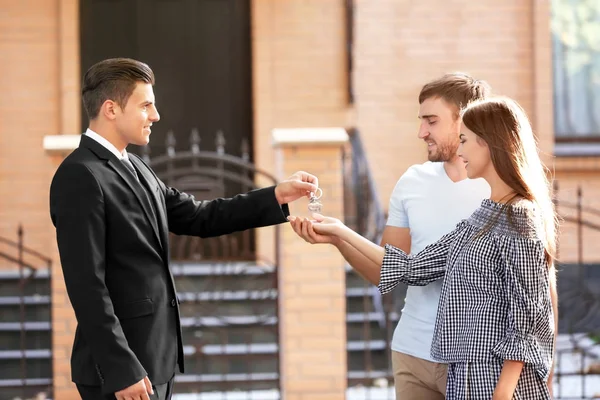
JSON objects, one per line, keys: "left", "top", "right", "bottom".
{"left": 491, "top": 233, "right": 554, "bottom": 380}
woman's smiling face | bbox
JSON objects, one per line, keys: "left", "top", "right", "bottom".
{"left": 457, "top": 126, "right": 492, "bottom": 180}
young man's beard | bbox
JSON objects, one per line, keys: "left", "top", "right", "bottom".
{"left": 428, "top": 140, "right": 459, "bottom": 162}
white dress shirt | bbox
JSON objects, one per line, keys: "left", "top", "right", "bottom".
{"left": 84, "top": 128, "right": 131, "bottom": 161}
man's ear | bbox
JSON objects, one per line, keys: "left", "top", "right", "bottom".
{"left": 100, "top": 99, "right": 119, "bottom": 121}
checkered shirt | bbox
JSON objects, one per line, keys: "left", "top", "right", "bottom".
{"left": 379, "top": 199, "right": 554, "bottom": 381}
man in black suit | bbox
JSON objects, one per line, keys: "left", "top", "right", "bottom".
{"left": 49, "top": 58, "right": 318, "bottom": 400}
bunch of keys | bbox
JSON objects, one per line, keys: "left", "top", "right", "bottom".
{"left": 307, "top": 188, "right": 323, "bottom": 213}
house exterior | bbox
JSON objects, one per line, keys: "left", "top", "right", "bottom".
{"left": 1, "top": 1, "right": 598, "bottom": 399}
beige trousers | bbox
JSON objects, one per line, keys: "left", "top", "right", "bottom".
{"left": 392, "top": 351, "right": 448, "bottom": 399}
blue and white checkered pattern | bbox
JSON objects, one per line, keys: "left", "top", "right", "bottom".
{"left": 378, "top": 199, "right": 554, "bottom": 398}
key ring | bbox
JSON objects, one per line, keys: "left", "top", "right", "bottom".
{"left": 310, "top": 188, "right": 323, "bottom": 200}
{"left": 308, "top": 188, "right": 323, "bottom": 213}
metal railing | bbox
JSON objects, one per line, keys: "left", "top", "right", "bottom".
{"left": 0, "top": 225, "right": 53, "bottom": 400}
{"left": 343, "top": 128, "right": 392, "bottom": 392}
{"left": 343, "top": 127, "right": 387, "bottom": 243}
{"left": 553, "top": 182, "right": 600, "bottom": 399}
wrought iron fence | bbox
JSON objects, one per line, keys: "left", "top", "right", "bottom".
{"left": 140, "top": 129, "right": 282, "bottom": 396}
{"left": 553, "top": 182, "right": 600, "bottom": 399}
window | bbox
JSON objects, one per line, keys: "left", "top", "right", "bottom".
{"left": 552, "top": 0, "right": 600, "bottom": 142}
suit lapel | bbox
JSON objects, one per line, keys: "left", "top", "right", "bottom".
{"left": 107, "top": 159, "right": 163, "bottom": 252}
{"left": 80, "top": 136, "right": 163, "bottom": 252}
{"left": 129, "top": 156, "right": 169, "bottom": 255}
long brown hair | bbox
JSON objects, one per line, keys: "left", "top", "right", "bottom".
{"left": 461, "top": 97, "right": 558, "bottom": 265}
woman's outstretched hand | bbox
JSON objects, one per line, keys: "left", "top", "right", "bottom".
{"left": 308, "top": 213, "right": 344, "bottom": 235}
{"left": 288, "top": 212, "right": 386, "bottom": 270}
{"left": 287, "top": 213, "right": 346, "bottom": 245}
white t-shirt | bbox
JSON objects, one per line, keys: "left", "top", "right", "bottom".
{"left": 386, "top": 161, "right": 491, "bottom": 361}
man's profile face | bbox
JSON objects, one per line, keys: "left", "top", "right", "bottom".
{"left": 114, "top": 82, "right": 160, "bottom": 147}
{"left": 417, "top": 97, "right": 461, "bottom": 162}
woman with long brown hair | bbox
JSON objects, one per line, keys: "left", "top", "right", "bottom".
{"left": 290, "top": 96, "right": 557, "bottom": 398}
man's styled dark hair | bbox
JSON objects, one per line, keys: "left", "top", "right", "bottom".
{"left": 82, "top": 58, "right": 155, "bottom": 120}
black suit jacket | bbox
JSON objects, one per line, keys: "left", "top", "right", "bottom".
{"left": 49, "top": 135, "right": 289, "bottom": 394}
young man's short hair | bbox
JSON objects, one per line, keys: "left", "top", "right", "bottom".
{"left": 82, "top": 58, "right": 155, "bottom": 120}
{"left": 419, "top": 72, "right": 491, "bottom": 118}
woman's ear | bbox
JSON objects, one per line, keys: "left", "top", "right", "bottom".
{"left": 475, "top": 135, "right": 488, "bottom": 148}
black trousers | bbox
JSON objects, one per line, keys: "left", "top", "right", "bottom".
{"left": 76, "top": 377, "right": 174, "bottom": 400}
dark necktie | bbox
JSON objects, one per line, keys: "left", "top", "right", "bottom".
{"left": 121, "top": 157, "right": 139, "bottom": 182}
{"left": 121, "top": 157, "right": 158, "bottom": 219}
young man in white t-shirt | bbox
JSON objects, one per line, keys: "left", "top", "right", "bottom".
{"left": 379, "top": 74, "right": 492, "bottom": 398}
{"left": 290, "top": 73, "right": 558, "bottom": 398}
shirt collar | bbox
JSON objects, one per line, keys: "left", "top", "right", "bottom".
{"left": 84, "top": 128, "right": 129, "bottom": 160}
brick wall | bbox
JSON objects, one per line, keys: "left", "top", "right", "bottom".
{"left": 0, "top": 0, "right": 61, "bottom": 264}
{"left": 353, "top": 0, "right": 554, "bottom": 206}
{"left": 555, "top": 159, "right": 600, "bottom": 264}
{"left": 251, "top": 0, "right": 352, "bottom": 265}
{"left": 0, "top": 1, "right": 81, "bottom": 398}
{"left": 276, "top": 138, "right": 347, "bottom": 400}
{"left": 251, "top": 0, "right": 351, "bottom": 177}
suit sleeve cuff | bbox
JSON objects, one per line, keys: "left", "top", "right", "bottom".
{"left": 99, "top": 363, "right": 147, "bottom": 395}
{"left": 258, "top": 186, "right": 289, "bottom": 225}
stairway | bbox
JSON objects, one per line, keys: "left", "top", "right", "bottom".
{"left": 345, "top": 267, "right": 399, "bottom": 389}
{"left": 170, "top": 261, "right": 281, "bottom": 394}
{"left": 0, "top": 268, "right": 53, "bottom": 400}
{"left": 0, "top": 259, "right": 405, "bottom": 397}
